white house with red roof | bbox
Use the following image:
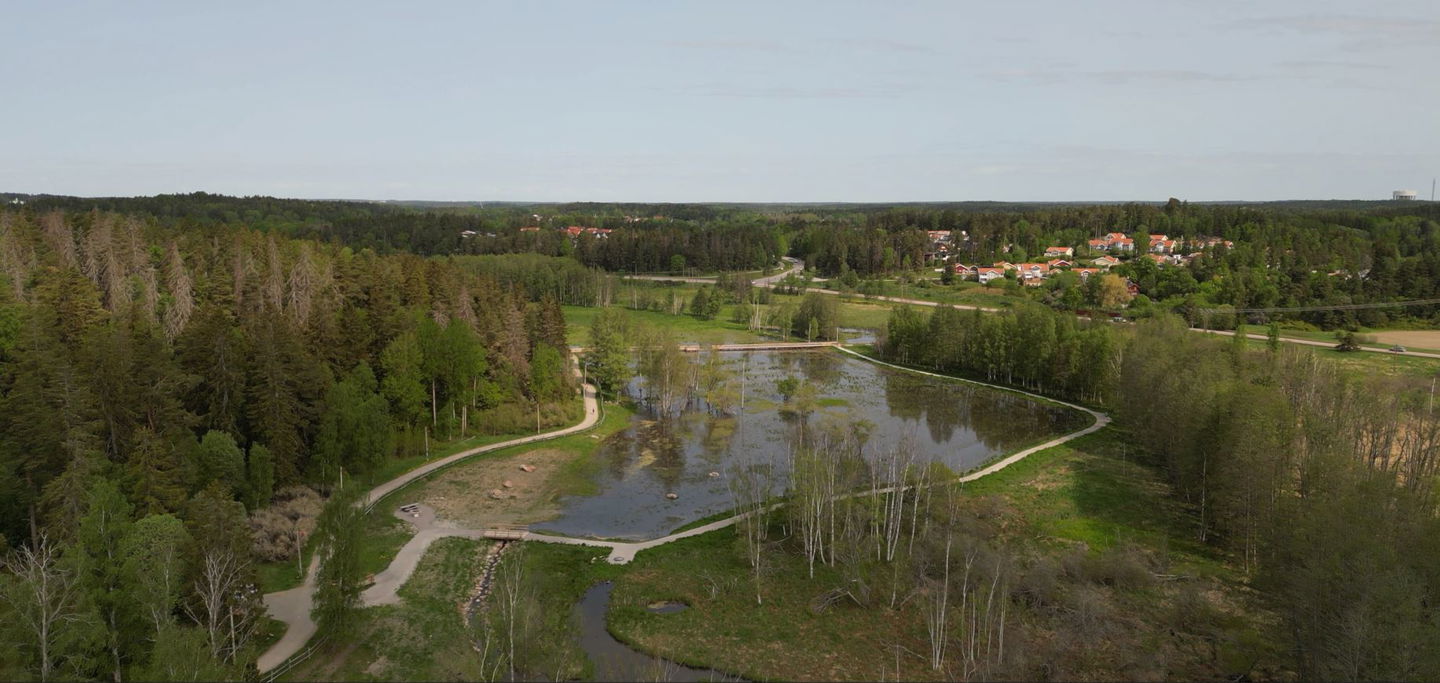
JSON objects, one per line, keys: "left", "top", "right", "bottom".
{"left": 1044, "top": 246, "right": 1074, "bottom": 258}
{"left": 975, "top": 266, "right": 1005, "bottom": 284}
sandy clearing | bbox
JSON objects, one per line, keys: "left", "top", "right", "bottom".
{"left": 412, "top": 447, "right": 575, "bottom": 528}
{"left": 1368, "top": 330, "right": 1440, "bottom": 350}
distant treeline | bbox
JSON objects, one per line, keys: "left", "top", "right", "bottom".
{"left": 12, "top": 192, "right": 1440, "bottom": 327}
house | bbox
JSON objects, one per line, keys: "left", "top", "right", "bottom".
{"left": 1092, "top": 255, "right": 1121, "bottom": 268}
{"left": 460, "top": 230, "right": 478, "bottom": 238}
{"left": 1126, "top": 279, "right": 1140, "bottom": 296}
{"left": 992, "top": 261, "right": 1016, "bottom": 271}
{"left": 952, "top": 263, "right": 977, "bottom": 277}
{"left": 926, "top": 230, "right": 952, "bottom": 243}
{"left": 1091, "top": 232, "right": 1135, "bottom": 252}
{"left": 1047, "top": 259, "right": 1072, "bottom": 269}
{"left": 1015, "top": 263, "right": 1052, "bottom": 282}
{"left": 1144, "top": 253, "right": 1168, "bottom": 265}
{"left": 583, "top": 227, "right": 614, "bottom": 238}
{"left": 975, "top": 267, "right": 1005, "bottom": 284}
{"left": 1148, "top": 235, "right": 1178, "bottom": 254}
{"left": 1072, "top": 267, "right": 1100, "bottom": 279}
{"left": 1044, "top": 246, "right": 1074, "bottom": 258}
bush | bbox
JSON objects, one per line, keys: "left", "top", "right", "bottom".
{"left": 249, "top": 485, "right": 323, "bottom": 561}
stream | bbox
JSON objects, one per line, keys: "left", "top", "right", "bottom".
{"left": 574, "top": 582, "right": 739, "bottom": 682}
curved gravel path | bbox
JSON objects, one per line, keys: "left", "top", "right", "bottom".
{"left": 256, "top": 378, "right": 600, "bottom": 674}
{"left": 260, "top": 345, "right": 1111, "bottom": 674}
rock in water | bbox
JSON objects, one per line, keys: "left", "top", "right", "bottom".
{"left": 665, "top": 492, "right": 679, "bottom": 500}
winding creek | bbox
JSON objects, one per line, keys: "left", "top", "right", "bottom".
{"left": 575, "top": 582, "right": 738, "bottom": 682}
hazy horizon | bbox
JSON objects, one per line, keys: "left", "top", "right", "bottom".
{"left": 4, "top": 1, "right": 1437, "bottom": 202}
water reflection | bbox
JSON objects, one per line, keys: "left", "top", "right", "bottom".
{"left": 536, "top": 351, "right": 1086, "bottom": 540}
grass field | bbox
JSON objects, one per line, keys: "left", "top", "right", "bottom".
{"left": 281, "top": 536, "right": 492, "bottom": 682}
{"left": 564, "top": 304, "right": 767, "bottom": 345}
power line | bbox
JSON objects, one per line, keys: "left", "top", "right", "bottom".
{"left": 1201, "top": 298, "right": 1440, "bottom": 314}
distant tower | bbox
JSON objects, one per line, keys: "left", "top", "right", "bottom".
{"left": 1393, "top": 189, "right": 1418, "bottom": 201}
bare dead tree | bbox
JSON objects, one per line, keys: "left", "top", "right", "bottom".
{"left": 0, "top": 534, "right": 85, "bottom": 682}
{"left": 924, "top": 534, "right": 953, "bottom": 671}
{"left": 286, "top": 242, "right": 316, "bottom": 325}
{"left": 729, "top": 460, "right": 773, "bottom": 606}
{"left": 162, "top": 243, "right": 194, "bottom": 340}
{"left": 184, "top": 547, "right": 257, "bottom": 664}
{"left": 262, "top": 236, "right": 284, "bottom": 312}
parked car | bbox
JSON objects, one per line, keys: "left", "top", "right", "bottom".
{"left": 1390, "top": 345, "right": 1407, "bottom": 353}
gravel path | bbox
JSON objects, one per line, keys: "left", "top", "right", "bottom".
{"left": 256, "top": 376, "right": 600, "bottom": 674}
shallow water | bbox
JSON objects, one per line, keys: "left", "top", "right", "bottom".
{"left": 575, "top": 582, "right": 737, "bottom": 682}
{"left": 536, "top": 350, "right": 1085, "bottom": 540}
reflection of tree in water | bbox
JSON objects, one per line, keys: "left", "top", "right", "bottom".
{"left": 599, "top": 427, "right": 638, "bottom": 481}
{"left": 642, "top": 419, "right": 688, "bottom": 492}
{"left": 794, "top": 351, "right": 842, "bottom": 387}
{"left": 882, "top": 368, "right": 1082, "bottom": 450}
{"left": 699, "top": 416, "right": 737, "bottom": 465}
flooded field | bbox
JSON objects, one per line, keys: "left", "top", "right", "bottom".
{"left": 534, "top": 350, "right": 1087, "bottom": 540}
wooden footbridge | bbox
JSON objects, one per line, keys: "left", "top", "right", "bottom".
{"left": 481, "top": 523, "right": 530, "bottom": 541}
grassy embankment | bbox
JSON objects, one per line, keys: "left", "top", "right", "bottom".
{"left": 604, "top": 425, "right": 1286, "bottom": 681}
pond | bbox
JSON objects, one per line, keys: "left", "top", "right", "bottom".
{"left": 575, "top": 582, "right": 737, "bottom": 682}
{"left": 534, "top": 350, "right": 1087, "bottom": 540}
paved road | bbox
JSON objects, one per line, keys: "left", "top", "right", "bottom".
{"left": 256, "top": 370, "right": 601, "bottom": 674}
{"left": 1191, "top": 327, "right": 1440, "bottom": 359}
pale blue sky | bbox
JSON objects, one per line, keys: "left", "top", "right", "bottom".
{"left": 3, "top": 1, "right": 1437, "bottom": 201}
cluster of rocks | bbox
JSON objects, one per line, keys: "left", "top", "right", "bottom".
{"left": 488, "top": 464, "right": 535, "bottom": 500}
{"left": 462, "top": 541, "right": 511, "bottom": 625}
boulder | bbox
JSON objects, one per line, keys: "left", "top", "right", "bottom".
{"left": 665, "top": 492, "right": 679, "bottom": 500}
{"left": 502, "top": 480, "right": 514, "bottom": 488}
{"left": 519, "top": 464, "right": 536, "bottom": 473}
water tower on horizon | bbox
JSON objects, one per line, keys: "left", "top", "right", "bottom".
{"left": 1393, "top": 189, "right": 1418, "bottom": 201}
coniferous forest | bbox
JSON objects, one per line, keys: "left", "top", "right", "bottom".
{"left": 0, "top": 208, "right": 574, "bottom": 679}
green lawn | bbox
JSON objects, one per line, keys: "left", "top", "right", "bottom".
{"left": 564, "top": 305, "right": 768, "bottom": 345}
{"left": 1311, "top": 347, "right": 1440, "bottom": 379}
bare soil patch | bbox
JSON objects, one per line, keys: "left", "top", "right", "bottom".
{"left": 413, "top": 448, "right": 574, "bottom": 527}
{"left": 1369, "top": 330, "right": 1440, "bottom": 351}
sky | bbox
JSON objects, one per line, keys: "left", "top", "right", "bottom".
{"left": 3, "top": 1, "right": 1438, "bottom": 202}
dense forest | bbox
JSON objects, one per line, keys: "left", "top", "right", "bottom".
{"left": 880, "top": 304, "right": 1440, "bottom": 679}
{"left": 0, "top": 208, "right": 575, "bottom": 679}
